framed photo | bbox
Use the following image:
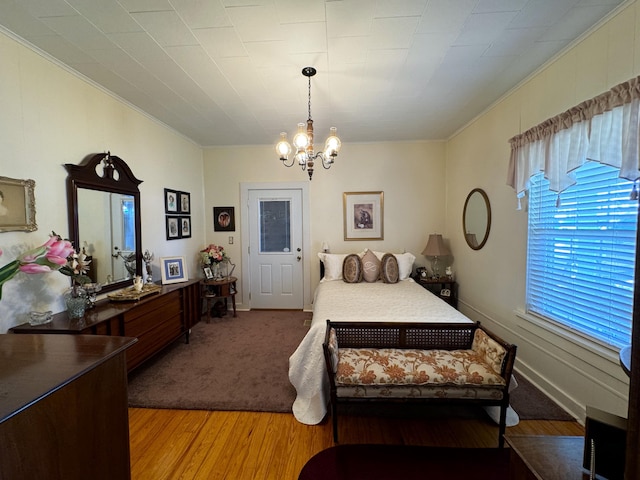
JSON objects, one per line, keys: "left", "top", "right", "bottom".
{"left": 165, "top": 188, "right": 179, "bottom": 213}
{"left": 203, "top": 266, "right": 213, "bottom": 280}
{"left": 166, "top": 216, "right": 181, "bottom": 240}
{"left": 179, "top": 191, "right": 191, "bottom": 214}
{"left": 343, "top": 191, "right": 384, "bottom": 241}
{"left": 160, "top": 256, "right": 188, "bottom": 284}
{"left": 180, "top": 216, "right": 191, "bottom": 238}
{"left": 0, "top": 176, "right": 37, "bottom": 233}
{"left": 214, "top": 206, "right": 235, "bottom": 232}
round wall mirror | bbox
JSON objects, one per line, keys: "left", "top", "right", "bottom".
{"left": 463, "top": 188, "right": 491, "bottom": 250}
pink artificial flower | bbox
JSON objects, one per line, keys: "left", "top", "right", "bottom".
{"left": 19, "top": 263, "right": 53, "bottom": 274}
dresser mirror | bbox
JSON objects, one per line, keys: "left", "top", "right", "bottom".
{"left": 463, "top": 188, "right": 491, "bottom": 250}
{"left": 65, "top": 153, "right": 143, "bottom": 293}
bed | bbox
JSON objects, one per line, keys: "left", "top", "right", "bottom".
{"left": 289, "top": 252, "right": 471, "bottom": 425}
{"left": 287, "top": 251, "right": 519, "bottom": 426}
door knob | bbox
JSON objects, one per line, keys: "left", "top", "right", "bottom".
{"left": 297, "top": 248, "right": 301, "bottom": 252}
{"left": 297, "top": 256, "right": 301, "bottom": 261}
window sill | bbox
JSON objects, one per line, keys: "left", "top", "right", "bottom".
{"left": 514, "top": 309, "right": 621, "bottom": 366}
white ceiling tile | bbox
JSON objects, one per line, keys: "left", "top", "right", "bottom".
{"left": 107, "top": 31, "right": 173, "bottom": 64}
{"left": 369, "top": 17, "right": 419, "bottom": 50}
{"left": 543, "top": 5, "right": 615, "bottom": 41}
{"left": 454, "top": 11, "right": 518, "bottom": 46}
{"left": 373, "top": 0, "right": 428, "bottom": 18}
{"left": 473, "top": 0, "right": 529, "bottom": 14}
{"left": 283, "top": 21, "right": 326, "bottom": 55}
{"left": 130, "top": 11, "right": 198, "bottom": 46}
{"left": 39, "top": 15, "right": 116, "bottom": 51}
{"left": 483, "top": 26, "right": 546, "bottom": 57}
{"left": 117, "top": 0, "right": 174, "bottom": 13}
{"left": 65, "top": 0, "right": 143, "bottom": 34}
{"left": 194, "top": 26, "right": 247, "bottom": 58}
{"left": 172, "top": 0, "right": 232, "bottom": 29}
{"left": 509, "top": 0, "right": 574, "bottom": 29}
{"left": 225, "top": 5, "right": 283, "bottom": 43}
{"left": 274, "top": 0, "right": 326, "bottom": 24}
{"left": 416, "top": 0, "right": 476, "bottom": 34}
{"left": 19, "top": 0, "right": 77, "bottom": 18}
{"left": 327, "top": 36, "right": 368, "bottom": 65}
{"left": 326, "top": 0, "right": 375, "bottom": 38}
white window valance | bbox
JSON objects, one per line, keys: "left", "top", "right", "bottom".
{"left": 507, "top": 75, "right": 640, "bottom": 197}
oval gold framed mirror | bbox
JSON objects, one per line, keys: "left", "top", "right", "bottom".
{"left": 463, "top": 188, "right": 491, "bottom": 250}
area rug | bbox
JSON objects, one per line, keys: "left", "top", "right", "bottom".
{"left": 127, "top": 310, "right": 311, "bottom": 412}
{"left": 128, "top": 311, "right": 573, "bottom": 422}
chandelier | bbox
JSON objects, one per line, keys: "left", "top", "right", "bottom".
{"left": 276, "top": 67, "right": 341, "bottom": 180}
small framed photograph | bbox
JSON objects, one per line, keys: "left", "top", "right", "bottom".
{"left": 0, "top": 176, "right": 37, "bottom": 232}
{"left": 166, "top": 216, "right": 181, "bottom": 240}
{"left": 160, "top": 256, "right": 188, "bottom": 284}
{"left": 180, "top": 216, "right": 191, "bottom": 238}
{"left": 179, "top": 191, "right": 191, "bottom": 214}
{"left": 203, "top": 266, "right": 213, "bottom": 280}
{"left": 214, "top": 206, "right": 235, "bottom": 232}
{"left": 343, "top": 191, "right": 384, "bottom": 241}
{"left": 165, "top": 188, "right": 179, "bottom": 213}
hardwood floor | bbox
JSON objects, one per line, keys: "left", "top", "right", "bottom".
{"left": 128, "top": 407, "right": 584, "bottom": 480}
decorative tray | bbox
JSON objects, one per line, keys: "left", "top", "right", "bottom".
{"left": 107, "top": 283, "right": 162, "bottom": 302}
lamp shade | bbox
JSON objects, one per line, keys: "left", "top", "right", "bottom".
{"left": 421, "top": 234, "right": 450, "bottom": 257}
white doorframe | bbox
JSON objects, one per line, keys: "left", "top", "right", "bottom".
{"left": 240, "top": 182, "right": 312, "bottom": 311}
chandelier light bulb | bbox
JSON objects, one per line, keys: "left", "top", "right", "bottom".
{"left": 324, "top": 127, "right": 341, "bottom": 156}
{"left": 293, "top": 123, "right": 309, "bottom": 150}
{"left": 276, "top": 132, "right": 292, "bottom": 160}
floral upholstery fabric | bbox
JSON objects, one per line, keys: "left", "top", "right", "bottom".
{"left": 471, "top": 328, "right": 506, "bottom": 375}
{"left": 335, "top": 347, "right": 506, "bottom": 387}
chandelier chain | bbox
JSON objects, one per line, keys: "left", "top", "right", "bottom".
{"left": 307, "top": 75, "right": 312, "bottom": 121}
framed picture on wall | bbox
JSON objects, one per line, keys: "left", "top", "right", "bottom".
{"left": 165, "top": 188, "right": 179, "bottom": 213}
{"left": 166, "top": 216, "right": 181, "bottom": 240}
{"left": 0, "top": 176, "right": 37, "bottom": 233}
{"left": 213, "top": 206, "right": 235, "bottom": 232}
{"left": 180, "top": 216, "right": 191, "bottom": 238}
{"left": 343, "top": 191, "right": 384, "bottom": 241}
{"left": 160, "top": 256, "right": 188, "bottom": 284}
{"left": 179, "top": 191, "right": 191, "bottom": 214}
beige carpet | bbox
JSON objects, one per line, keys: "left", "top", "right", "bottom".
{"left": 127, "top": 310, "right": 311, "bottom": 412}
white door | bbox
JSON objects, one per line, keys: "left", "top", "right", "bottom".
{"left": 248, "top": 188, "right": 304, "bottom": 309}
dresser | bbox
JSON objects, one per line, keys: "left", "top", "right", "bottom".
{"left": 0, "top": 334, "right": 136, "bottom": 479}
{"left": 10, "top": 279, "right": 200, "bottom": 372}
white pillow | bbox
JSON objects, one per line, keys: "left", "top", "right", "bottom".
{"left": 373, "top": 250, "right": 415, "bottom": 280}
{"left": 318, "top": 253, "right": 348, "bottom": 281}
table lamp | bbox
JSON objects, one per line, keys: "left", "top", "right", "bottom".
{"left": 421, "top": 234, "right": 450, "bottom": 279}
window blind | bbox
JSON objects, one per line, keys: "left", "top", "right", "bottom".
{"left": 527, "top": 162, "right": 638, "bottom": 348}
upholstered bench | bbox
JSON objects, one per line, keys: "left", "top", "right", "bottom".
{"left": 322, "top": 320, "right": 517, "bottom": 447}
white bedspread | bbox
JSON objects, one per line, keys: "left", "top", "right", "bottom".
{"left": 288, "top": 279, "right": 475, "bottom": 425}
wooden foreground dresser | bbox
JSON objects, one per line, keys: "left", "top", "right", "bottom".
{"left": 0, "top": 334, "right": 136, "bottom": 479}
{"left": 10, "top": 279, "right": 200, "bottom": 372}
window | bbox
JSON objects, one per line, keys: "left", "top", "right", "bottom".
{"left": 527, "top": 162, "right": 638, "bottom": 349}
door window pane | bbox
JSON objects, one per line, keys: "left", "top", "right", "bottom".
{"left": 259, "top": 200, "right": 291, "bottom": 252}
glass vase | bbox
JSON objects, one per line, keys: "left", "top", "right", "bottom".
{"left": 64, "top": 286, "right": 87, "bottom": 319}
{"left": 212, "top": 262, "right": 222, "bottom": 280}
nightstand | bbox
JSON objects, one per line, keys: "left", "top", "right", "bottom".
{"left": 413, "top": 276, "right": 458, "bottom": 309}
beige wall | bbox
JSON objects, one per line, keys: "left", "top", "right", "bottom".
{"left": 446, "top": 2, "right": 639, "bottom": 421}
{"left": 0, "top": 30, "right": 204, "bottom": 332}
{"left": 203, "top": 141, "right": 448, "bottom": 307}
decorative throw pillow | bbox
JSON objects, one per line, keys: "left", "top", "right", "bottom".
{"left": 380, "top": 253, "right": 399, "bottom": 283}
{"left": 372, "top": 251, "right": 415, "bottom": 280}
{"left": 318, "top": 253, "right": 348, "bottom": 281}
{"left": 361, "top": 249, "right": 380, "bottom": 282}
{"left": 343, "top": 254, "right": 363, "bottom": 283}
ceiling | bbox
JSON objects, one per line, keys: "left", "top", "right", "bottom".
{"left": 0, "top": 0, "right": 627, "bottom": 147}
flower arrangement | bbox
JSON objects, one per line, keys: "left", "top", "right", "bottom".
{"left": 0, "top": 232, "right": 77, "bottom": 300}
{"left": 200, "top": 244, "right": 229, "bottom": 266}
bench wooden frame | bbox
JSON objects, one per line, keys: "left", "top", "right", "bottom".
{"left": 322, "top": 320, "right": 517, "bottom": 447}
